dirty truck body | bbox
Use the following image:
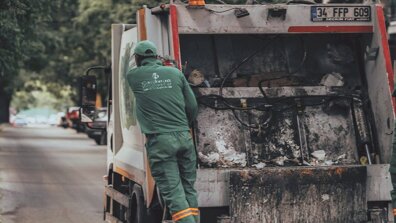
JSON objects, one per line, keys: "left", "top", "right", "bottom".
{"left": 104, "top": 2, "right": 395, "bottom": 223}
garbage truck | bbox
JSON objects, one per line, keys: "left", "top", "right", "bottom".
{"left": 79, "top": 0, "right": 396, "bottom": 222}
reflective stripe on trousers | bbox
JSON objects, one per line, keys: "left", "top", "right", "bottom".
{"left": 172, "top": 208, "right": 199, "bottom": 222}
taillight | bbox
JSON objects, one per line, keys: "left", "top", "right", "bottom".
{"left": 70, "top": 111, "right": 79, "bottom": 119}
{"left": 189, "top": 0, "right": 205, "bottom": 6}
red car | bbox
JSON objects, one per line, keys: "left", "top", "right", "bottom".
{"left": 65, "top": 107, "right": 85, "bottom": 132}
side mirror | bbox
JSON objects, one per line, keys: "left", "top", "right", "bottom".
{"left": 80, "top": 75, "right": 97, "bottom": 123}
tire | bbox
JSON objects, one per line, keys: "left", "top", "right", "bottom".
{"left": 76, "top": 123, "right": 85, "bottom": 133}
{"left": 127, "top": 184, "right": 148, "bottom": 223}
{"left": 99, "top": 131, "right": 107, "bottom": 145}
{"left": 94, "top": 137, "right": 101, "bottom": 145}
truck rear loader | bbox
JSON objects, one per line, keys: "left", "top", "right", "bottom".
{"left": 79, "top": 0, "right": 396, "bottom": 222}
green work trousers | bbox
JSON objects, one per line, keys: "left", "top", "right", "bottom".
{"left": 146, "top": 131, "right": 198, "bottom": 223}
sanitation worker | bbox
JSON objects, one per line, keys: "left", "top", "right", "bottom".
{"left": 127, "top": 40, "right": 199, "bottom": 223}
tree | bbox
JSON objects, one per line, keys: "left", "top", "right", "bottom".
{"left": 1, "top": 0, "right": 252, "bottom": 123}
{"left": 0, "top": 0, "right": 60, "bottom": 122}
{"left": 11, "top": 80, "right": 73, "bottom": 112}
{"left": 0, "top": 0, "right": 82, "bottom": 121}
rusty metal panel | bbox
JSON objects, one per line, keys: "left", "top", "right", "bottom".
{"left": 366, "top": 164, "right": 392, "bottom": 201}
{"left": 196, "top": 87, "right": 359, "bottom": 168}
{"left": 195, "top": 165, "right": 391, "bottom": 209}
{"left": 175, "top": 4, "right": 375, "bottom": 34}
{"left": 198, "top": 87, "right": 336, "bottom": 98}
{"left": 180, "top": 34, "right": 365, "bottom": 88}
{"left": 363, "top": 20, "right": 394, "bottom": 163}
{"left": 196, "top": 169, "right": 231, "bottom": 207}
{"left": 229, "top": 166, "right": 367, "bottom": 223}
{"left": 196, "top": 106, "right": 249, "bottom": 168}
{"left": 249, "top": 109, "right": 300, "bottom": 164}
{"left": 303, "top": 106, "right": 358, "bottom": 163}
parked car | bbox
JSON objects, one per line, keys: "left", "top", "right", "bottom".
{"left": 85, "top": 108, "right": 107, "bottom": 145}
{"left": 13, "top": 117, "right": 28, "bottom": 127}
{"left": 60, "top": 116, "right": 68, "bottom": 128}
{"left": 66, "top": 107, "right": 85, "bottom": 132}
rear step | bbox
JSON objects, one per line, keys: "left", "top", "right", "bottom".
{"left": 229, "top": 166, "right": 367, "bottom": 223}
{"left": 105, "top": 212, "right": 123, "bottom": 223}
{"left": 104, "top": 186, "right": 231, "bottom": 223}
{"left": 105, "top": 185, "right": 129, "bottom": 207}
{"left": 104, "top": 185, "right": 130, "bottom": 223}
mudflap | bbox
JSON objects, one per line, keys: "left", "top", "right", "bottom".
{"left": 229, "top": 165, "right": 367, "bottom": 223}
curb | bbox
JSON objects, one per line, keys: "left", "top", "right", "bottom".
{"left": 0, "top": 124, "right": 10, "bottom": 132}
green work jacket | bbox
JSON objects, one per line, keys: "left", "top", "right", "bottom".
{"left": 127, "top": 57, "right": 198, "bottom": 134}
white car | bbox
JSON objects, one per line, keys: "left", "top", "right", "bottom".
{"left": 13, "top": 118, "right": 28, "bottom": 127}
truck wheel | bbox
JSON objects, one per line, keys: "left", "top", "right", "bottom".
{"left": 127, "top": 184, "right": 148, "bottom": 223}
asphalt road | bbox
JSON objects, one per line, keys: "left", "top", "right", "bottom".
{"left": 0, "top": 125, "right": 106, "bottom": 223}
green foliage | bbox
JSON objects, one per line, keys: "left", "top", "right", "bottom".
{"left": 2, "top": 0, "right": 280, "bottom": 117}
{"left": 1, "top": 1, "right": 74, "bottom": 113}
{"left": 1, "top": 0, "right": 41, "bottom": 93}
{"left": 11, "top": 80, "right": 74, "bottom": 112}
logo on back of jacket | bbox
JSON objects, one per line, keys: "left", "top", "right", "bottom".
{"left": 142, "top": 73, "right": 173, "bottom": 91}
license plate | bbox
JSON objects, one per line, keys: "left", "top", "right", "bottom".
{"left": 311, "top": 6, "right": 371, "bottom": 22}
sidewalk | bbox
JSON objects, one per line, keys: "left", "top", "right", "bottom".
{"left": 0, "top": 124, "right": 10, "bottom": 132}
{"left": 0, "top": 124, "right": 17, "bottom": 223}
{"left": 0, "top": 124, "right": 18, "bottom": 223}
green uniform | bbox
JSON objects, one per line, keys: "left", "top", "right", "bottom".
{"left": 127, "top": 57, "right": 197, "bottom": 134}
{"left": 127, "top": 53, "right": 199, "bottom": 223}
{"left": 390, "top": 122, "right": 396, "bottom": 220}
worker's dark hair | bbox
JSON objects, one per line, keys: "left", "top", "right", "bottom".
{"left": 135, "top": 54, "right": 157, "bottom": 67}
